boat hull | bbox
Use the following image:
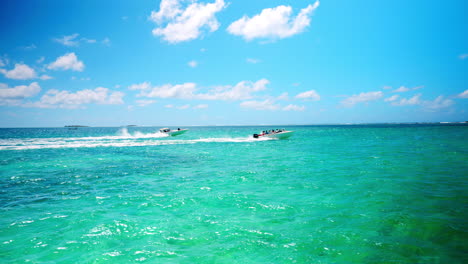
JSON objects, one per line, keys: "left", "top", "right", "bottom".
{"left": 254, "top": 131, "right": 293, "bottom": 139}
{"left": 167, "top": 129, "right": 188, "bottom": 136}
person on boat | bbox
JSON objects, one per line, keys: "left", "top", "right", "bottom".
{"left": 178, "top": 128, "right": 180, "bottom": 130}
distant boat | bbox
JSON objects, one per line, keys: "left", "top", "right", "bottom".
{"left": 159, "top": 128, "right": 188, "bottom": 136}
{"left": 253, "top": 129, "right": 293, "bottom": 139}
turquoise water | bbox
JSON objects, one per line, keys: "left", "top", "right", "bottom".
{"left": 1, "top": 125, "right": 467, "bottom": 263}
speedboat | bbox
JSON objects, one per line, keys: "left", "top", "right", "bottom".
{"left": 159, "top": 128, "right": 188, "bottom": 136}
{"left": 253, "top": 129, "right": 293, "bottom": 139}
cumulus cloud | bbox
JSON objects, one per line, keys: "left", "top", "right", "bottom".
{"left": 227, "top": 1, "right": 319, "bottom": 41}
{"left": 240, "top": 99, "right": 279, "bottom": 111}
{"left": 282, "top": 104, "right": 305, "bottom": 111}
{"left": 341, "top": 91, "right": 383, "bottom": 107}
{"left": 421, "top": 96, "right": 454, "bottom": 111}
{"left": 27, "top": 87, "right": 124, "bottom": 109}
{"left": 0, "top": 82, "right": 41, "bottom": 99}
{"left": 391, "top": 94, "right": 422, "bottom": 106}
{"left": 129, "top": 79, "right": 269, "bottom": 101}
{"left": 150, "top": 0, "right": 226, "bottom": 43}
{"left": 129, "top": 82, "right": 152, "bottom": 91}
{"left": 54, "top": 33, "right": 80, "bottom": 46}
{"left": 199, "top": 79, "right": 269, "bottom": 100}
{"left": 457, "top": 90, "right": 468, "bottom": 98}
{"left": 40, "top": 75, "right": 53, "bottom": 80}
{"left": 390, "top": 94, "right": 454, "bottom": 111}
{"left": 384, "top": 94, "right": 399, "bottom": 102}
{"left": 276, "top": 92, "right": 289, "bottom": 100}
{"left": 392, "top": 85, "right": 424, "bottom": 93}
{"left": 139, "top": 83, "right": 196, "bottom": 99}
{"left": 295, "top": 90, "right": 320, "bottom": 101}
{"left": 0, "top": 63, "right": 37, "bottom": 80}
{"left": 48, "top": 53, "right": 85, "bottom": 72}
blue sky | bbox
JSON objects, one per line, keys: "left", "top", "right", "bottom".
{"left": 0, "top": 0, "right": 467, "bottom": 127}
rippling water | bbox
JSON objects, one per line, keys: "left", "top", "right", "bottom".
{"left": 1, "top": 125, "right": 467, "bottom": 263}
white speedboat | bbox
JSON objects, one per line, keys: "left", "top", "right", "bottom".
{"left": 253, "top": 129, "right": 293, "bottom": 139}
{"left": 159, "top": 128, "right": 188, "bottom": 136}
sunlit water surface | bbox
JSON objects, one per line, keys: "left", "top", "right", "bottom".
{"left": 1, "top": 125, "right": 467, "bottom": 263}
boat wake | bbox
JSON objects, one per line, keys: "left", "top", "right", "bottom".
{"left": 0, "top": 130, "right": 273, "bottom": 150}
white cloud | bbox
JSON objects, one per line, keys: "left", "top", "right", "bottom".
{"left": 54, "top": 33, "right": 80, "bottom": 46}
{"left": 282, "top": 104, "right": 305, "bottom": 111}
{"left": 276, "top": 92, "right": 289, "bottom": 100}
{"left": 295, "top": 90, "right": 320, "bottom": 101}
{"left": 390, "top": 94, "right": 454, "bottom": 111}
{"left": 457, "top": 90, "right": 468, "bottom": 98}
{"left": 165, "top": 104, "right": 174, "bottom": 108}
{"left": 246, "top": 58, "right": 261, "bottom": 64}
{"left": 136, "top": 99, "right": 156, "bottom": 106}
{"left": 129, "top": 79, "right": 269, "bottom": 101}
{"left": 421, "top": 96, "right": 454, "bottom": 111}
{"left": 188, "top": 60, "right": 198, "bottom": 67}
{"left": 0, "top": 58, "right": 5, "bottom": 67}
{"left": 0, "top": 82, "right": 41, "bottom": 99}
{"left": 53, "top": 33, "right": 109, "bottom": 46}
{"left": 0, "top": 63, "right": 37, "bottom": 80}
{"left": 384, "top": 95, "right": 399, "bottom": 102}
{"left": 393, "top": 86, "right": 410, "bottom": 93}
{"left": 129, "top": 82, "right": 152, "bottom": 91}
{"left": 459, "top": 54, "right": 468, "bottom": 60}
{"left": 240, "top": 99, "right": 279, "bottom": 111}
{"left": 194, "top": 104, "right": 208, "bottom": 109}
{"left": 48, "top": 52, "right": 85, "bottom": 72}
{"left": 393, "top": 85, "right": 424, "bottom": 93}
{"left": 227, "top": 1, "right": 319, "bottom": 41}
{"left": 199, "top": 79, "right": 269, "bottom": 100}
{"left": 150, "top": 0, "right": 226, "bottom": 43}
{"left": 341, "top": 91, "right": 383, "bottom": 107}
{"left": 139, "top": 83, "right": 197, "bottom": 99}
{"left": 28, "top": 87, "right": 124, "bottom": 108}
{"left": 40, "top": 75, "right": 53, "bottom": 80}
{"left": 391, "top": 94, "right": 422, "bottom": 106}
{"left": 82, "top": 37, "right": 97, "bottom": 44}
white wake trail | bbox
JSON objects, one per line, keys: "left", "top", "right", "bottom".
{"left": 0, "top": 133, "right": 273, "bottom": 150}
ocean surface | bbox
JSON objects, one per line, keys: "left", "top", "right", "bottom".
{"left": 0, "top": 124, "right": 467, "bottom": 263}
